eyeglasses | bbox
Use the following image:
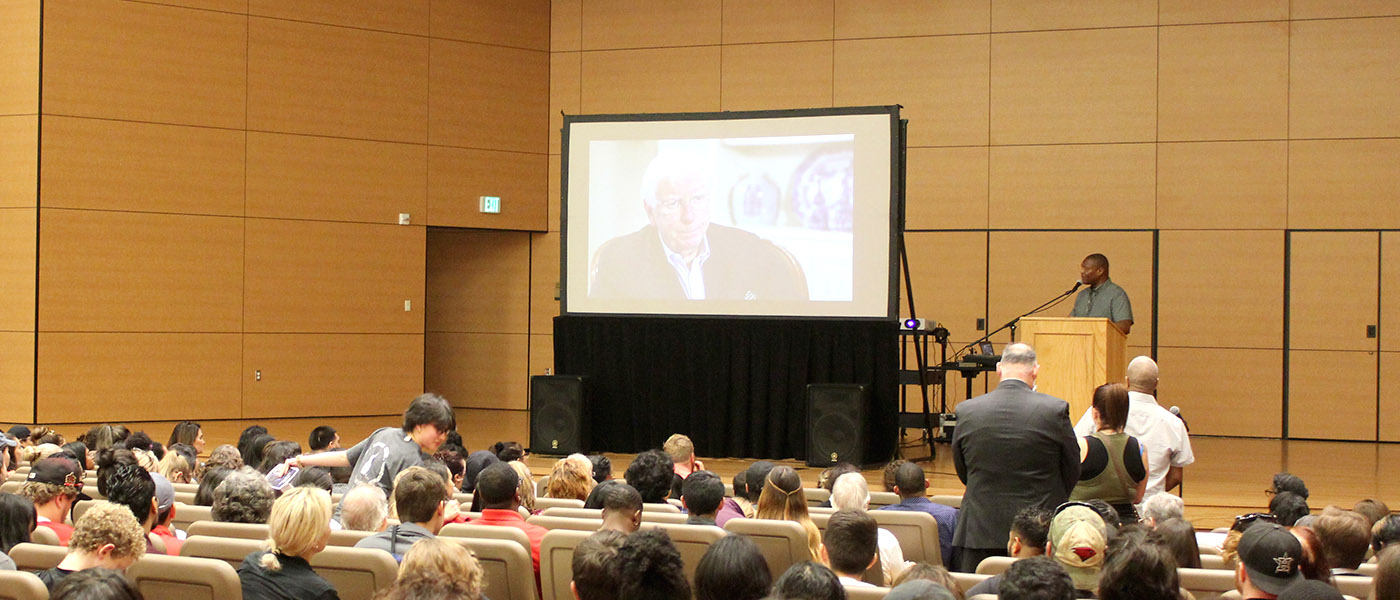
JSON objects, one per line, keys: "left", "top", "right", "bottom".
{"left": 1055, "top": 501, "right": 1097, "bottom": 516}
{"left": 1232, "top": 512, "right": 1277, "bottom": 532}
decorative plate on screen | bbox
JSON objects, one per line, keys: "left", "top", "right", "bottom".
{"left": 788, "top": 147, "right": 854, "bottom": 231}
{"left": 728, "top": 172, "right": 781, "bottom": 227}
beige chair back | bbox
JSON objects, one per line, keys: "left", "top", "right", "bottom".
{"left": 975, "top": 555, "right": 1016, "bottom": 575}
{"left": 1200, "top": 553, "right": 1228, "bottom": 570}
{"left": 328, "top": 528, "right": 377, "bottom": 547}
{"left": 0, "top": 571, "right": 48, "bottom": 600}
{"left": 0, "top": 481, "right": 21, "bottom": 495}
{"left": 808, "top": 506, "right": 837, "bottom": 515}
{"left": 1359, "top": 562, "right": 1377, "bottom": 576}
{"left": 1334, "top": 575, "right": 1373, "bottom": 598}
{"left": 439, "top": 522, "right": 532, "bottom": 553}
{"left": 127, "top": 554, "right": 241, "bottom": 600}
{"left": 930, "top": 495, "right": 962, "bottom": 508}
{"left": 1178, "top": 567, "right": 1237, "bottom": 600}
{"left": 171, "top": 502, "right": 212, "bottom": 531}
{"left": 870, "top": 510, "right": 942, "bottom": 566}
{"left": 174, "top": 491, "right": 197, "bottom": 505}
{"left": 968, "top": 595, "right": 998, "bottom": 600}
{"left": 951, "top": 572, "right": 991, "bottom": 595}
{"left": 541, "top": 529, "right": 593, "bottom": 600}
{"left": 310, "top": 547, "right": 401, "bottom": 600}
{"left": 72, "top": 499, "right": 95, "bottom": 524}
{"left": 30, "top": 526, "right": 61, "bottom": 547}
{"left": 535, "top": 476, "right": 550, "bottom": 498}
{"left": 170, "top": 482, "right": 198, "bottom": 493}
{"left": 723, "top": 518, "right": 811, "bottom": 581}
{"left": 642, "top": 522, "right": 726, "bottom": 584}
{"left": 179, "top": 535, "right": 264, "bottom": 569}
{"left": 447, "top": 537, "right": 539, "bottom": 600}
{"left": 454, "top": 492, "right": 473, "bottom": 506}
{"left": 541, "top": 506, "right": 688, "bottom": 524}
{"left": 804, "top": 488, "right": 830, "bottom": 507}
{"left": 186, "top": 520, "right": 270, "bottom": 541}
{"left": 8, "top": 543, "right": 66, "bottom": 571}
{"left": 844, "top": 585, "right": 890, "bottom": 600}
{"left": 868, "top": 491, "right": 900, "bottom": 508}
{"left": 643, "top": 502, "right": 681, "bottom": 514}
{"left": 528, "top": 515, "right": 603, "bottom": 531}
{"left": 534, "top": 497, "right": 585, "bottom": 511}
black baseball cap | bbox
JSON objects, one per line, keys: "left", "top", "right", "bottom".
{"left": 26, "top": 457, "right": 92, "bottom": 501}
{"left": 1238, "top": 521, "right": 1304, "bottom": 594}
{"left": 7, "top": 425, "right": 30, "bottom": 439}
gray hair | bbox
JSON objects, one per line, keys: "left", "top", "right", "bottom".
{"left": 211, "top": 467, "right": 274, "bottom": 524}
{"left": 1126, "top": 356, "right": 1159, "bottom": 392}
{"left": 338, "top": 483, "right": 388, "bottom": 532}
{"left": 639, "top": 153, "right": 710, "bottom": 208}
{"left": 999, "top": 343, "right": 1037, "bottom": 367}
{"left": 830, "top": 472, "right": 870, "bottom": 512}
{"left": 1140, "top": 493, "right": 1184, "bottom": 525}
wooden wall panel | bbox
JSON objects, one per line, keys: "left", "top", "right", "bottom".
{"left": 248, "top": 0, "right": 427, "bottom": 35}
{"left": 430, "top": 0, "right": 549, "bottom": 50}
{"left": 455, "top": 408, "right": 528, "bottom": 453}
{"left": 991, "top": 28, "right": 1156, "bottom": 145}
{"left": 528, "top": 334, "right": 553, "bottom": 379}
{"left": 1384, "top": 233, "right": 1400, "bottom": 353}
{"left": 429, "top": 40, "right": 549, "bottom": 154}
{"left": 903, "top": 232, "right": 987, "bottom": 345}
{"left": 0, "top": 116, "right": 37, "bottom": 208}
{"left": 1290, "top": 17, "right": 1400, "bottom": 139}
{"left": 1158, "top": 22, "right": 1288, "bottom": 141}
{"left": 834, "top": 35, "right": 988, "bottom": 148}
{"left": 991, "top": 0, "right": 1156, "bottom": 31}
{"left": 1381, "top": 353, "right": 1400, "bottom": 442}
{"left": 248, "top": 17, "right": 427, "bottom": 143}
{"left": 548, "top": 155, "right": 562, "bottom": 233}
{"left": 1157, "top": 231, "right": 1284, "bottom": 349}
{"left": 426, "top": 332, "right": 529, "bottom": 410}
{"left": 580, "top": 0, "right": 720, "bottom": 50}
{"left": 721, "top": 42, "right": 833, "bottom": 112}
{"left": 38, "top": 210, "right": 243, "bottom": 333}
{"left": 246, "top": 132, "right": 426, "bottom": 224}
{"left": 988, "top": 144, "right": 1155, "bottom": 229}
{"left": 242, "top": 333, "right": 424, "bottom": 419}
{"left": 1288, "top": 351, "right": 1377, "bottom": 441}
{"left": 1158, "top": 0, "right": 1288, "bottom": 24}
{"left": 1289, "top": 139, "right": 1400, "bottom": 229}
{"left": 0, "top": 0, "right": 39, "bottom": 115}
{"left": 36, "top": 333, "right": 242, "bottom": 423}
{"left": 1157, "top": 347, "right": 1282, "bottom": 437}
{"left": 987, "top": 231, "right": 1154, "bottom": 346}
{"left": 551, "top": 0, "right": 582, "bottom": 52}
{"left": 42, "top": 117, "right": 245, "bottom": 216}
{"left": 904, "top": 147, "right": 989, "bottom": 231}
{"left": 833, "top": 0, "right": 990, "bottom": 38}
{"left": 530, "top": 232, "right": 560, "bottom": 334}
{"left": 723, "top": 0, "right": 833, "bottom": 44}
{"left": 0, "top": 332, "right": 34, "bottom": 424}
{"left": 550, "top": 52, "right": 581, "bottom": 156}
{"left": 244, "top": 219, "right": 425, "bottom": 334}
{"left": 42, "top": 0, "right": 246, "bottom": 128}
{"left": 0, "top": 208, "right": 36, "bottom": 331}
{"left": 137, "top": 0, "right": 246, "bottom": 13}
{"left": 1292, "top": 0, "right": 1400, "bottom": 19}
{"left": 425, "top": 229, "right": 531, "bottom": 335}
{"left": 1289, "top": 232, "right": 1378, "bottom": 352}
{"left": 426, "top": 146, "right": 548, "bottom": 230}
{"left": 580, "top": 47, "right": 721, "bottom": 114}
{"left": 1157, "top": 141, "right": 1287, "bottom": 230}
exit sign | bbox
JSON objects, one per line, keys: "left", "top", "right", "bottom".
{"left": 479, "top": 196, "right": 501, "bottom": 214}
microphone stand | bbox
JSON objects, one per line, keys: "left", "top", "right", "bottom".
{"left": 953, "top": 283, "right": 1083, "bottom": 358}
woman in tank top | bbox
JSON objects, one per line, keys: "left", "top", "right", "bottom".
{"left": 1070, "top": 383, "right": 1149, "bottom": 524}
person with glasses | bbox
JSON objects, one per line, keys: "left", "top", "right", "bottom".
{"left": 587, "top": 153, "right": 809, "bottom": 301}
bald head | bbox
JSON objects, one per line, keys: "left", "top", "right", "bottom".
{"left": 1126, "top": 356, "right": 1158, "bottom": 393}
{"left": 997, "top": 343, "right": 1039, "bottom": 384}
{"left": 339, "top": 483, "right": 388, "bottom": 532}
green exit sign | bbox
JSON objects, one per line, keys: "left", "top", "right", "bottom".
{"left": 479, "top": 196, "right": 501, "bottom": 214}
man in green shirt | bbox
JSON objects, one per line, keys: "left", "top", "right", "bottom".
{"left": 1070, "top": 253, "right": 1133, "bottom": 335}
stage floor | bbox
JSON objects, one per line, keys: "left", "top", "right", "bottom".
{"left": 523, "top": 435, "right": 1400, "bottom": 530}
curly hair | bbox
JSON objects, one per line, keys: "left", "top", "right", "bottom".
{"left": 201, "top": 444, "right": 243, "bottom": 477}
{"left": 623, "top": 450, "right": 674, "bottom": 504}
{"left": 20, "top": 481, "right": 79, "bottom": 507}
{"left": 212, "top": 468, "right": 275, "bottom": 524}
{"left": 69, "top": 501, "right": 147, "bottom": 559}
{"left": 546, "top": 457, "right": 596, "bottom": 502}
{"left": 380, "top": 537, "right": 482, "bottom": 600}
{"left": 616, "top": 530, "right": 690, "bottom": 600}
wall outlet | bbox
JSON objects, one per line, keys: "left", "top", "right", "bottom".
{"left": 398, "top": 213, "right": 410, "bottom": 225}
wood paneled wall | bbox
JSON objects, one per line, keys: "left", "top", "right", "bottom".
{"left": 7, "top": 0, "right": 549, "bottom": 448}
{"left": 544, "top": 1, "right": 1400, "bottom": 439}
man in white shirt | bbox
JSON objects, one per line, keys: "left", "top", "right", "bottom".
{"left": 1073, "top": 355, "right": 1193, "bottom": 501}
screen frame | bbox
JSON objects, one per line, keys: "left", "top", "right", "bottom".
{"left": 559, "top": 105, "right": 904, "bottom": 321}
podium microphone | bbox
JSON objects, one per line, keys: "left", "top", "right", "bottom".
{"left": 1068, "top": 281, "right": 1083, "bottom": 294}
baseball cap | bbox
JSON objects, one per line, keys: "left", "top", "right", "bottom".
{"left": 0, "top": 435, "right": 17, "bottom": 448}
{"left": 1048, "top": 504, "right": 1108, "bottom": 590}
{"left": 26, "top": 457, "right": 92, "bottom": 501}
{"left": 150, "top": 472, "right": 176, "bottom": 513}
{"left": 1277, "top": 580, "right": 1344, "bottom": 600}
{"left": 7, "top": 425, "right": 30, "bottom": 439}
{"left": 1238, "top": 521, "right": 1304, "bottom": 595}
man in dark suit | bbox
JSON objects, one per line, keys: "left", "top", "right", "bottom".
{"left": 951, "top": 342, "right": 1080, "bottom": 572}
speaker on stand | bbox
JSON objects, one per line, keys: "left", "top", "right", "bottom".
{"left": 529, "top": 375, "right": 588, "bottom": 455}
{"left": 805, "top": 383, "right": 869, "bottom": 468}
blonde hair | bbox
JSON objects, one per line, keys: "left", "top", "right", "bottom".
{"left": 509, "top": 461, "right": 536, "bottom": 513}
{"left": 261, "top": 486, "right": 331, "bottom": 571}
{"left": 157, "top": 452, "right": 194, "bottom": 484}
{"left": 69, "top": 501, "right": 147, "bottom": 559}
{"left": 131, "top": 449, "right": 158, "bottom": 472}
{"left": 393, "top": 538, "right": 483, "bottom": 598}
{"left": 756, "top": 466, "right": 821, "bottom": 560}
{"left": 545, "top": 458, "right": 595, "bottom": 501}
{"left": 663, "top": 434, "right": 694, "bottom": 464}
{"left": 830, "top": 473, "right": 871, "bottom": 512}
{"left": 20, "top": 481, "right": 79, "bottom": 506}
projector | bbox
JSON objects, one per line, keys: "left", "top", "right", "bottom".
{"left": 901, "top": 318, "right": 938, "bottom": 331}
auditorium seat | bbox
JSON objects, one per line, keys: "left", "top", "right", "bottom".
{"left": 171, "top": 503, "right": 212, "bottom": 531}
{"left": 868, "top": 510, "right": 942, "bottom": 566}
{"left": 308, "top": 547, "right": 400, "bottom": 600}
{"left": 1199, "top": 554, "right": 1227, "bottom": 569}
{"left": 1333, "top": 575, "right": 1373, "bottom": 598}
{"left": 640, "top": 522, "right": 726, "bottom": 584}
{"left": 71, "top": 500, "right": 94, "bottom": 523}
{"left": 930, "top": 495, "right": 962, "bottom": 508}
{"left": 808, "top": 506, "right": 836, "bottom": 515}
{"left": 722, "top": 519, "right": 811, "bottom": 581}
{"left": 843, "top": 585, "right": 889, "bottom": 600}
{"left": 170, "top": 482, "right": 197, "bottom": 494}
{"left": 1359, "top": 562, "right": 1378, "bottom": 576}
{"left": 174, "top": 491, "right": 196, "bottom": 505}
{"left": 327, "top": 528, "right": 377, "bottom": 547}
{"left": 8, "top": 543, "right": 65, "bottom": 571}
{"left": 526, "top": 515, "right": 602, "bottom": 531}
{"left": 454, "top": 493, "right": 473, "bottom": 506}
{"left": 126, "top": 554, "right": 241, "bottom": 600}
{"left": 186, "top": 520, "right": 269, "bottom": 541}
{"left": 975, "top": 555, "right": 1016, "bottom": 575}
{"left": 950, "top": 572, "right": 991, "bottom": 595}
{"left": 0, "top": 481, "right": 21, "bottom": 495}
{"left": 29, "top": 526, "right": 60, "bottom": 547}
{"left": 644, "top": 502, "right": 681, "bottom": 514}
{"left": 179, "top": 535, "right": 262, "bottom": 569}
{"left": 533, "top": 497, "right": 585, "bottom": 511}
{"left": 967, "top": 595, "right": 997, "bottom": 600}
{"left": 535, "top": 476, "right": 550, "bottom": 498}
{"left": 868, "top": 491, "right": 900, "bottom": 508}
{"left": 439, "top": 523, "right": 532, "bottom": 553}
{"left": 540, "top": 529, "right": 592, "bottom": 600}
{"left": 0, "top": 571, "right": 48, "bottom": 600}
{"left": 803, "top": 488, "right": 830, "bottom": 507}
{"left": 1178, "top": 567, "right": 1236, "bottom": 600}
{"left": 444, "top": 537, "right": 538, "bottom": 600}
{"left": 541, "top": 506, "right": 688, "bottom": 524}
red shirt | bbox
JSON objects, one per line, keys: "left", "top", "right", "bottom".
{"left": 36, "top": 519, "right": 73, "bottom": 546}
{"left": 151, "top": 525, "right": 183, "bottom": 556}
{"left": 473, "top": 509, "right": 547, "bottom": 572}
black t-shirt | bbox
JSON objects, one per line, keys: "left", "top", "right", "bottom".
{"left": 1080, "top": 435, "right": 1146, "bottom": 482}
{"left": 238, "top": 552, "right": 339, "bottom": 600}
{"left": 37, "top": 567, "right": 75, "bottom": 591}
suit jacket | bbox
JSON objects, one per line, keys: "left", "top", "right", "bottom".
{"left": 588, "top": 224, "right": 808, "bottom": 301}
{"left": 951, "top": 378, "right": 1080, "bottom": 549}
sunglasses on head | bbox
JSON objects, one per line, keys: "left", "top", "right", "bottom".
{"left": 1233, "top": 512, "right": 1278, "bottom": 532}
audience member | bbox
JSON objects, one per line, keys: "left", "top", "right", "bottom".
{"left": 1072, "top": 356, "right": 1192, "bottom": 502}
{"left": 0, "top": 492, "right": 36, "bottom": 570}
{"left": 433, "top": 446, "right": 467, "bottom": 492}
{"left": 1270, "top": 473, "right": 1309, "bottom": 500}
{"left": 681, "top": 470, "right": 725, "bottom": 526}
{"left": 756, "top": 466, "right": 822, "bottom": 561}
{"left": 508, "top": 460, "right": 537, "bottom": 514}
{"left": 338, "top": 483, "right": 389, "bottom": 533}
{"left": 203, "top": 444, "right": 243, "bottom": 473}
{"left": 462, "top": 450, "right": 500, "bottom": 493}
{"left": 258, "top": 441, "right": 302, "bottom": 475}
{"left": 354, "top": 467, "right": 447, "bottom": 561}
{"left": 817, "top": 463, "right": 860, "bottom": 507}
{"left": 615, "top": 529, "right": 690, "bottom": 600}
{"left": 1045, "top": 503, "right": 1107, "bottom": 597}
{"left": 31, "top": 427, "right": 65, "bottom": 447}
{"left": 881, "top": 461, "right": 959, "bottom": 567}
{"left": 147, "top": 473, "right": 181, "bottom": 555}
{"left": 1291, "top": 525, "right": 1332, "bottom": 582}
{"left": 1373, "top": 514, "right": 1400, "bottom": 554}
{"left": 716, "top": 469, "right": 748, "bottom": 527}
{"left": 624, "top": 449, "right": 675, "bottom": 504}
{"left": 1139, "top": 493, "right": 1184, "bottom": 528}
{"left": 822, "top": 510, "right": 880, "bottom": 587}
{"left": 237, "top": 487, "right": 337, "bottom": 600}
{"left": 1313, "top": 507, "right": 1371, "bottom": 575}
{"left": 884, "top": 579, "right": 958, "bottom": 600}
{"left": 49, "top": 567, "right": 144, "bottom": 600}
{"left": 831, "top": 472, "right": 906, "bottom": 582}
{"left": 0, "top": 435, "right": 16, "bottom": 478}
{"left": 1374, "top": 545, "right": 1400, "bottom": 600}
{"left": 472, "top": 462, "right": 547, "bottom": 571}
{"left": 964, "top": 506, "right": 1052, "bottom": 597}
{"left": 952, "top": 343, "right": 1079, "bottom": 572}
{"left": 103, "top": 464, "right": 157, "bottom": 537}
{"left": 571, "top": 529, "right": 625, "bottom": 600}
{"left": 167, "top": 421, "right": 204, "bottom": 454}
{"left": 694, "top": 534, "right": 771, "bottom": 600}
{"left": 1070, "top": 383, "right": 1148, "bottom": 524}
{"left": 374, "top": 537, "right": 482, "bottom": 600}
{"left": 81, "top": 425, "right": 127, "bottom": 454}
{"left": 664, "top": 433, "right": 703, "bottom": 498}
{"left": 882, "top": 459, "right": 907, "bottom": 493}
{"left": 545, "top": 456, "right": 596, "bottom": 501}
{"left": 291, "top": 394, "right": 455, "bottom": 498}
{"left": 416, "top": 459, "right": 461, "bottom": 524}
{"left": 598, "top": 481, "right": 643, "bottom": 534}
{"left": 589, "top": 454, "right": 612, "bottom": 484}
{"left": 1096, "top": 538, "right": 1179, "bottom": 600}
{"left": 888, "top": 562, "right": 961, "bottom": 599}
{"left": 998, "top": 557, "right": 1075, "bottom": 600}
{"left": 61, "top": 442, "right": 91, "bottom": 472}
{"left": 37, "top": 502, "right": 147, "bottom": 591}
{"left": 1271, "top": 491, "right": 1311, "bottom": 527}
{"left": 493, "top": 441, "right": 525, "bottom": 463}
{"left": 194, "top": 467, "right": 233, "bottom": 507}
{"left": 21, "top": 456, "right": 88, "bottom": 545}
{"left": 769, "top": 561, "right": 845, "bottom": 600}
{"left": 1353, "top": 498, "right": 1389, "bottom": 527}
{"left": 155, "top": 450, "right": 194, "bottom": 484}
{"left": 308, "top": 426, "right": 339, "bottom": 453}
{"left": 292, "top": 467, "right": 333, "bottom": 494}
{"left": 1235, "top": 522, "right": 1304, "bottom": 600}
{"left": 241, "top": 434, "right": 276, "bottom": 472}
{"left": 212, "top": 467, "right": 275, "bottom": 524}
{"left": 236, "top": 426, "right": 269, "bottom": 467}
{"left": 1145, "top": 517, "right": 1200, "bottom": 569}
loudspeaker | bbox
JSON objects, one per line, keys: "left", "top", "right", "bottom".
{"left": 530, "top": 375, "right": 587, "bottom": 455}
{"left": 805, "top": 383, "right": 869, "bottom": 468}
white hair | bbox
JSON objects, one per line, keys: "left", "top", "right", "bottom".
{"left": 999, "top": 343, "right": 1037, "bottom": 367}
{"left": 830, "top": 472, "right": 870, "bottom": 512}
{"left": 338, "top": 483, "right": 388, "bottom": 532}
{"left": 1140, "top": 493, "right": 1184, "bottom": 525}
{"left": 566, "top": 453, "right": 592, "bottom": 474}
{"left": 639, "top": 153, "right": 711, "bottom": 208}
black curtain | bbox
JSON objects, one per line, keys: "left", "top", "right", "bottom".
{"left": 553, "top": 315, "right": 898, "bottom": 461}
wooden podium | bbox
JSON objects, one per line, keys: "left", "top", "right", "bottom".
{"left": 1017, "top": 317, "right": 1127, "bottom": 421}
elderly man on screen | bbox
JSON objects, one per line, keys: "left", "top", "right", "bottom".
{"left": 587, "top": 154, "right": 808, "bottom": 301}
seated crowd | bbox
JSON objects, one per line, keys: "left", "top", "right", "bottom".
{"left": 1, "top": 392, "right": 1397, "bottom": 600}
